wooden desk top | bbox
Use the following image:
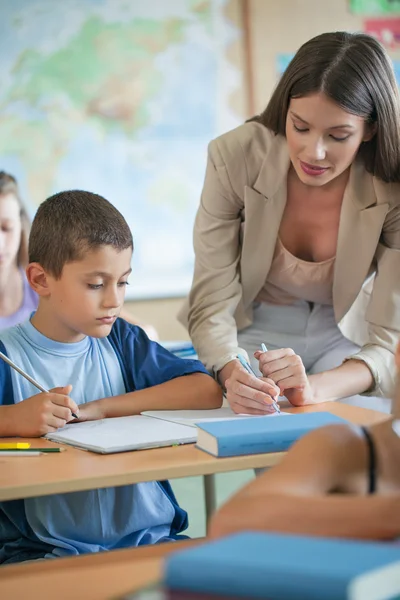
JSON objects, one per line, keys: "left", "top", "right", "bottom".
{"left": 0, "top": 403, "right": 388, "bottom": 502}
{"left": 0, "top": 539, "right": 198, "bottom": 600}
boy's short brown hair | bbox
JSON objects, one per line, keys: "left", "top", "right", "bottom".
{"left": 29, "top": 190, "right": 133, "bottom": 278}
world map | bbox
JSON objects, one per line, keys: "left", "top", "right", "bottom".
{"left": 0, "top": 0, "right": 243, "bottom": 298}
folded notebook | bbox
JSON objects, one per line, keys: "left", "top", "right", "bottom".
{"left": 164, "top": 532, "right": 400, "bottom": 600}
{"left": 45, "top": 415, "right": 196, "bottom": 454}
{"left": 196, "top": 412, "right": 347, "bottom": 457}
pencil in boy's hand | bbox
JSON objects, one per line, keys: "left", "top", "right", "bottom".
{"left": 0, "top": 350, "right": 78, "bottom": 419}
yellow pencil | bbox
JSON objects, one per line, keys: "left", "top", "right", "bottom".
{"left": 0, "top": 443, "right": 31, "bottom": 450}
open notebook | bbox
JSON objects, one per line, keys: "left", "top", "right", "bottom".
{"left": 45, "top": 415, "right": 197, "bottom": 454}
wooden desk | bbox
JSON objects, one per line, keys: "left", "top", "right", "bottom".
{"left": 0, "top": 538, "right": 197, "bottom": 600}
{"left": 0, "top": 403, "right": 387, "bottom": 503}
{"left": 0, "top": 404, "right": 390, "bottom": 600}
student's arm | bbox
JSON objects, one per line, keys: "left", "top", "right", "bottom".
{"left": 78, "top": 373, "right": 222, "bottom": 421}
{"left": 209, "top": 424, "right": 400, "bottom": 541}
{"left": 76, "top": 321, "right": 223, "bottom": 421}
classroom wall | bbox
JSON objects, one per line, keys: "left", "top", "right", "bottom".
{"left": 125, "top": 0, "right": 394, "bottom": 340}
{"left": 248, "top": 0, "right": 363, "bottom": 114}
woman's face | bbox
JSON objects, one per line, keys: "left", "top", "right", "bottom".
{"left": 285, "top": 92, "right": 373, "bottom": 188}
{"left": 0, "top": 193, "right": 22, "bottom": 270}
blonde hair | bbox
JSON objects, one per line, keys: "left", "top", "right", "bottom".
{"left": 0, "top": 172, "right": 30, "bottom": 267}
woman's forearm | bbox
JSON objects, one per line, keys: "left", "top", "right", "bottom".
{"left": 210, "top": 492, "right": 400, "bottom": 541}
{"left": 309, "top": 359, "right": 374, "bottom": 402}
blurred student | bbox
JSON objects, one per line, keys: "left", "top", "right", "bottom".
{"left": 210, "top": 343, "right": 400, "bottom": 542}
{"left": 0, "top": 190, "right": 222, "bottom": 563}
{"left": 0, "top": 171, "right": 37, "bottom": 329}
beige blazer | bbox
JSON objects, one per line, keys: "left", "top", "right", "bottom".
{"left": 179, "top": 122, "right": 400, "bottom": 398}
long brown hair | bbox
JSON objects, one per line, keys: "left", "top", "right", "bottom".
{"left": 0, "top": 172, "right": 30, "bottom": 266}
{"left": 249, "top": 32, "right": 400, "bottom": 183}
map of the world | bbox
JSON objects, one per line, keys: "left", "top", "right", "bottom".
{"left": 0, "top": 0, "right": 244, "bottom": 298}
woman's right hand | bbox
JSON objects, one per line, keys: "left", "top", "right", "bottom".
{"left": 219, "top": 360, "right": 280, "bottom": 415}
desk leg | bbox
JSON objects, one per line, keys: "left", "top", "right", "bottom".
{"left": 204, "top": 474, "right": 217, "bottom": 530}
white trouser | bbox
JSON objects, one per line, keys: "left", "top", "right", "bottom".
{"left": 238, "top": 301, "right": 391, "bottom": 414}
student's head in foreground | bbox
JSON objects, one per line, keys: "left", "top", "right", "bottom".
{"left": 27, "top": 190, "right": 133, "bottom": 343}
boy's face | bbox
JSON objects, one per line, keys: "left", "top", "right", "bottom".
{"left": 33, "top": 245, "right": 132, "bottom": 343}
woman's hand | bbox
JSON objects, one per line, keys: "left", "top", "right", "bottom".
{"left": 255, "top": 348, "right": 315, "bottom": 406}
{"left": 219, "top": 359, "right": 280, "bottom": 415}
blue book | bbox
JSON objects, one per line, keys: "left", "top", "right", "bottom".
{"left": 164, "top": 532, "right": 400, "bottom": 599}
{"left": 196, "top": 412, "right": 347, "bottom": 457}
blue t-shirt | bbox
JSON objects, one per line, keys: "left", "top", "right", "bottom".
{"left": 0, "top": 317, "right": 209, "bottom": 564}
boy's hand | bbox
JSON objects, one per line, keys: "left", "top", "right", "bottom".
{"left": 71, "top": 399, "right": 105, "bottom": 423}
{"left": 13, "top": 385, "right": 79, "bottom": 437}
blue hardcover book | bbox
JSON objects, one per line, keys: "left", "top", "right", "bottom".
{"left": 164, "top": 532, "right": 400, "bottom": 600}
{"left": 196, "top": 412, "right": 346, "bottom": 457}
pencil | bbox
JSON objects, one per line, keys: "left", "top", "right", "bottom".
{"left": 0, "top": 447, "right": 65, "bottom": 453}
{"left": 0, "top": 451, "right": 45, "bottom": 457}
{"left": 237, "top": 354, "right": 281, "bottom": 414}
{"left": 0, "top": 442, "right": 31, "bottom": 449}
{"left": 0, "top": 351, "right": 78, "bottom": 419}
{"left": 259, "top": 344, "right": 281, "bottom": 414}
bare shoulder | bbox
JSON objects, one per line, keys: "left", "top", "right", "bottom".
{"left": 263, "top": 423, "right": 367, "bottom": 494}
{"left": 287, "top": 422, "right": 364, "bottom": 462}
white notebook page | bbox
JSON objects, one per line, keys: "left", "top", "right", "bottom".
{"left": 45, "top": 415, "right": 196, "bottom": 454}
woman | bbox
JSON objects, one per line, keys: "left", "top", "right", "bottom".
{"left": 209, "top": 343, "right": 400, "bottom": 542}
{"left": 179, "top": 32, "right": 400, "bottom": 414}
{"left": 0, "top": 172, "right": 38, "bottom": 330}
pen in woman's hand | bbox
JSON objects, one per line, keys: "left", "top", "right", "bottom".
{"left": 237, "top": 353, "right": 281, "bottom": 414}
{"left": 259, "top": 344, "right": 281, "bottom": 413}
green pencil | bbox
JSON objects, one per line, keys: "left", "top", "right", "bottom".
{"left": 0, "top": 447, "right": 65, "bottom": 453}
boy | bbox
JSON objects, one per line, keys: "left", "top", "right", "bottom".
{"left": 0, "top": 190, "right": 222, "bottom": 564}
{"left": 210, "top": 344, "right": 400, "bottom": 542}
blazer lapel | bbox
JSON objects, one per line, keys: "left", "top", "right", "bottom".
{"left": 241, "top": 134, "right": 290, "bottom": 308}
{"left": 333, "top": 161, "right": 389, "bottom": 321}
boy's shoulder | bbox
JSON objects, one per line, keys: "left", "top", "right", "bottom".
{"left": 108, "top": 317, "right": 209, "bottom": 392}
